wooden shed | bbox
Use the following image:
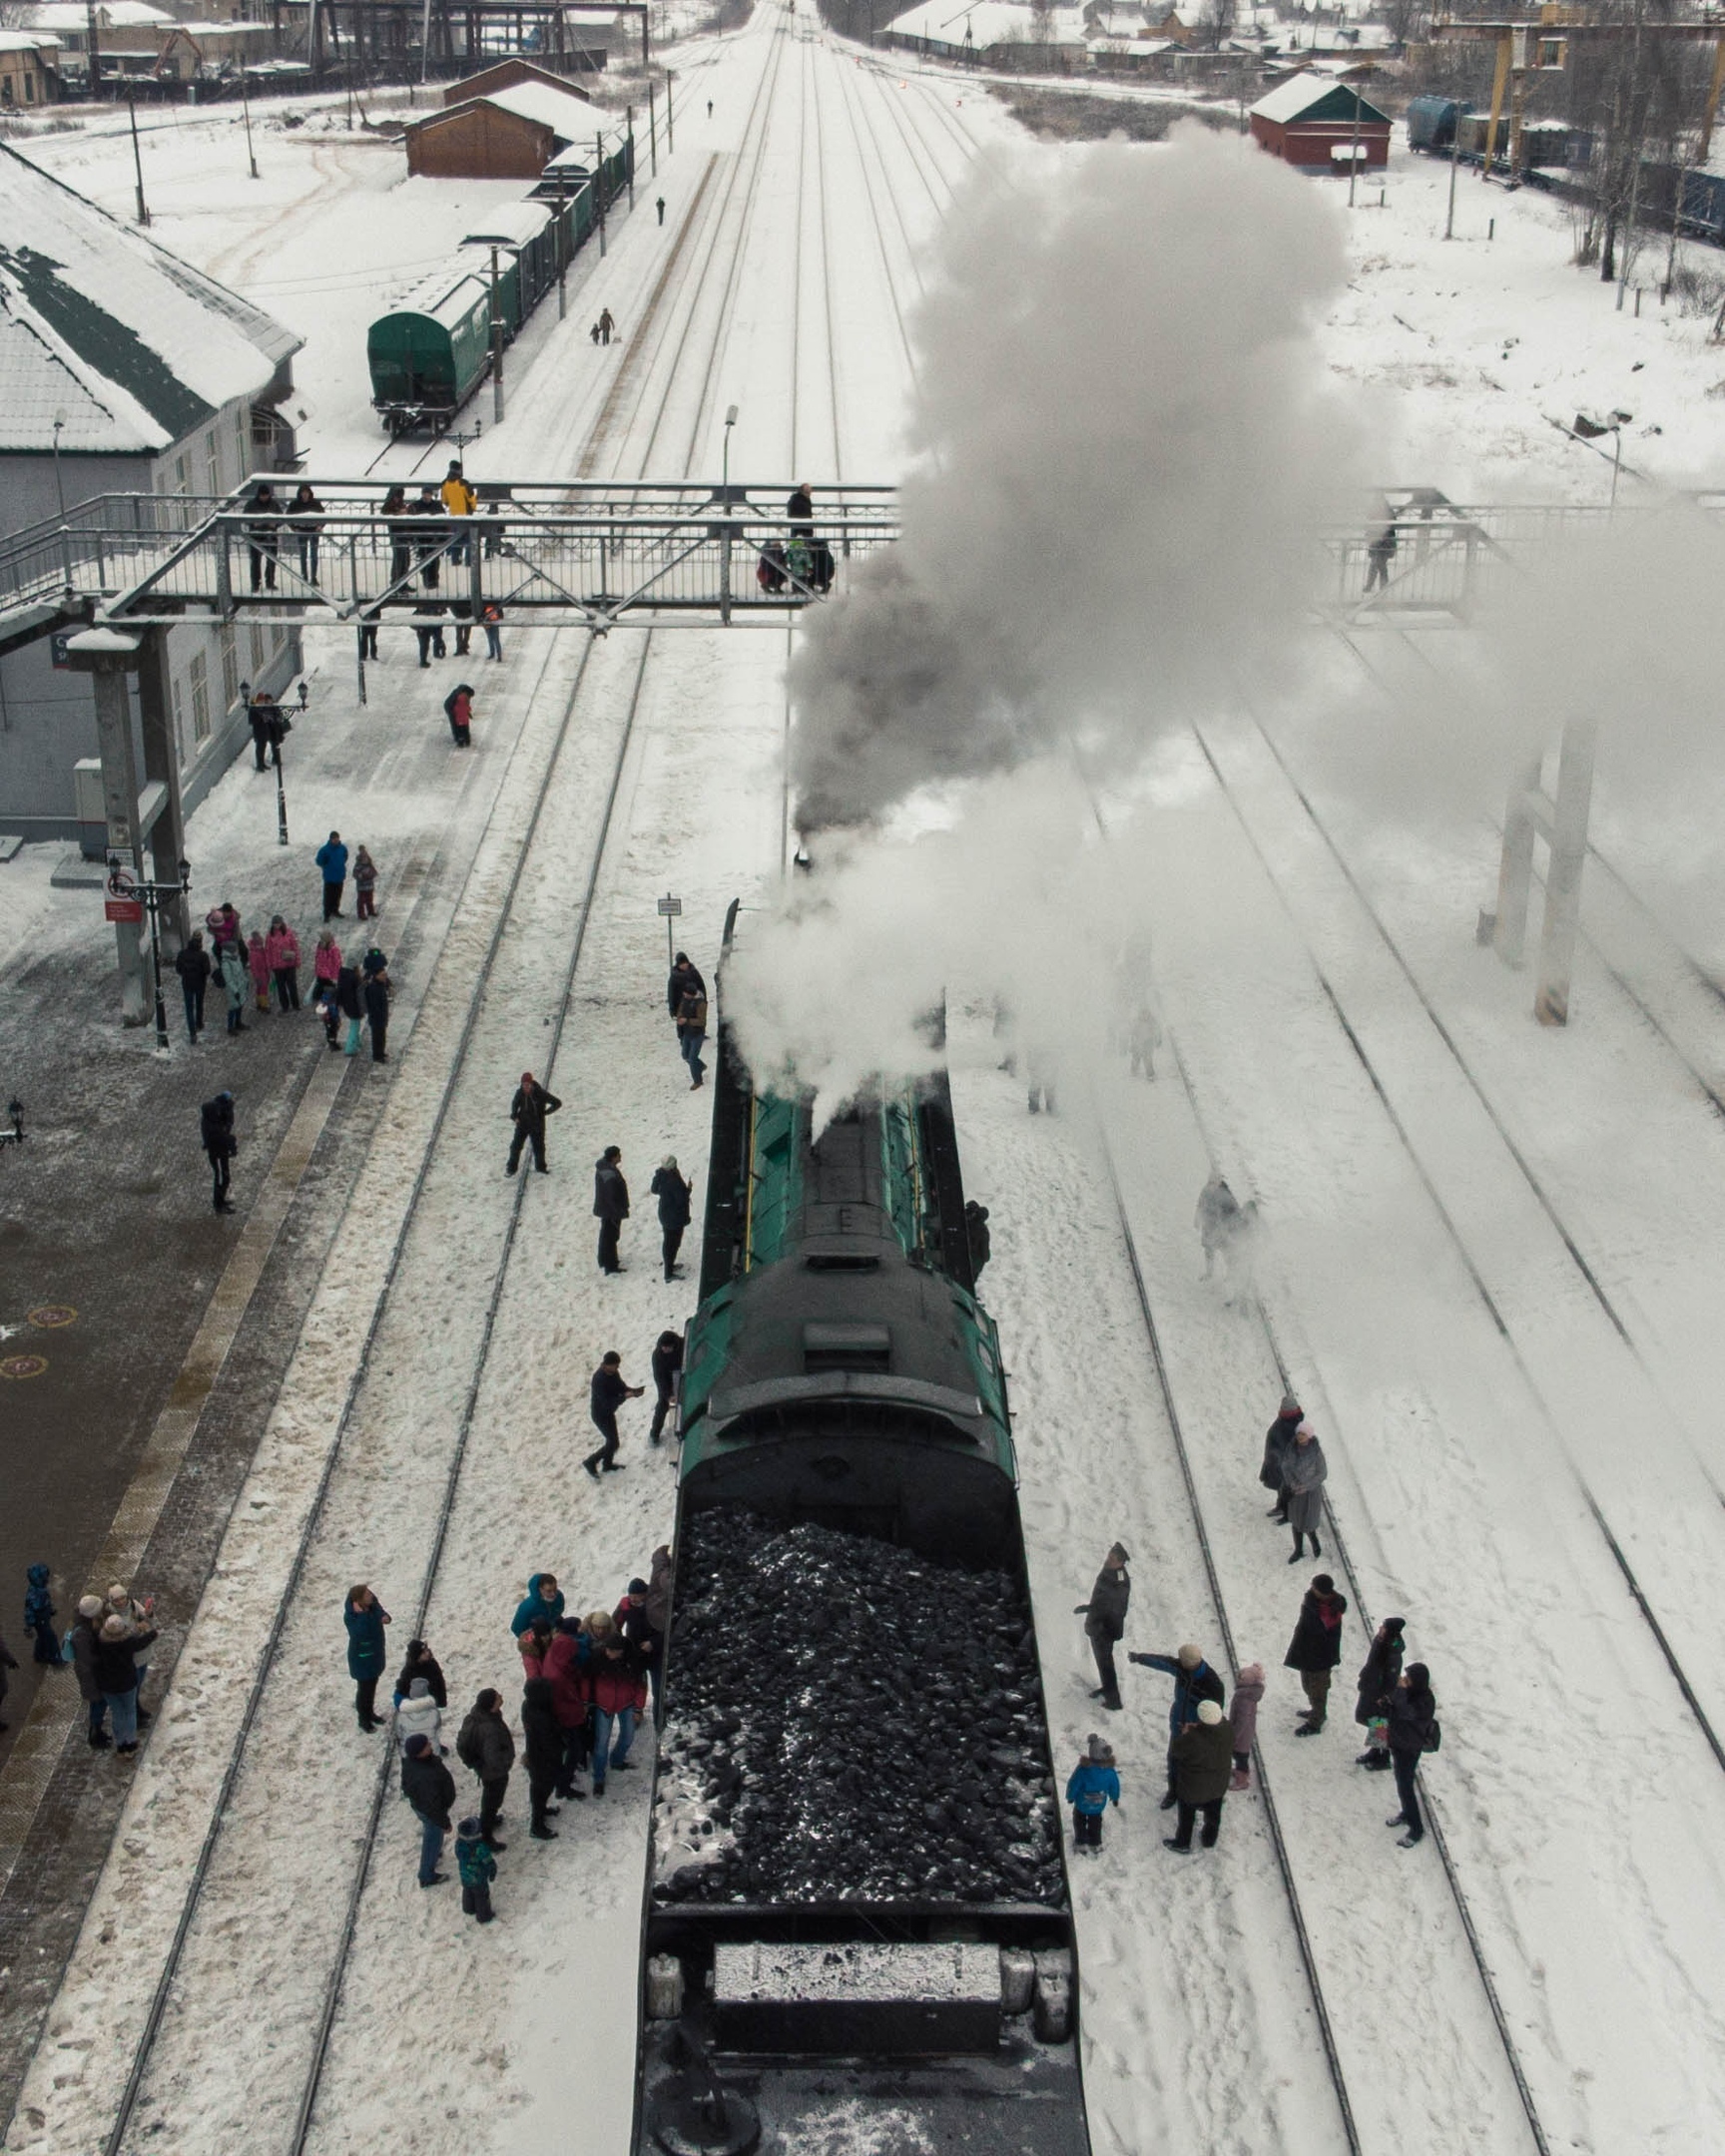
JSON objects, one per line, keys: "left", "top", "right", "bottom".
{"left": 1249, "top": 72, "right": 1390, "bottom": 172}
{"left": 440, "top": 57, "right": 596, "bottom": 106}
{"left": 404, "top": 80, "right": 594, "bottom": 180}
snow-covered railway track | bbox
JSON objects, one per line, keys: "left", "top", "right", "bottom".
{"left": 1101, "top": 1067, "right": 1554, "bottom": 2156}
{"left": 1199, "top": 702, "right": 1725, "bottom": 1777}
{"left": 67, "top": 38, "right": 812, "bottom": 2153}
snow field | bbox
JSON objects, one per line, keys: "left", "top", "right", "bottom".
{"left": 1123, "top": 727, "right": 1725, "bottom": 2149}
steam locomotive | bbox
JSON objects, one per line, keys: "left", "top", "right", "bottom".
{"left": 631, "top": 923, "right": 1092, "bottom": 2156}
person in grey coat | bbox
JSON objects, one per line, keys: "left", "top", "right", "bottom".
{"left": 1284, "top": 1419, "right": 1328, "bottom": 1563}
{"left": 1074, "top": 1543, "right": 1131, "bottom": 1712}
{"left": 1260, "top": 1392, "right": 1302, "bottom": 1525}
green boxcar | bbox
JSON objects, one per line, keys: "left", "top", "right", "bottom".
{"left": 366, "top": 268, "right": 492, "bottom": 433}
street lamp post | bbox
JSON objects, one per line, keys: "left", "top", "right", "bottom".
{"left": 110, "top": 852, "right": 192, "bottom": 1053}
{"left": 51, "top": 408, "right": 67, "bottom": 518}
{"left": 722, "top": 402, "right": 738, "bottom": 498}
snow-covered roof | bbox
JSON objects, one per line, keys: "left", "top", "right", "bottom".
{"left": 0, "top": 144, "right": 298, "bottom": 457}
{"left": 467, "top": 80, "right": 596, "bottom": 137}
{"left": 24, "top": 0, "right": 171, "bottom": 27}
{"left": 0, "top": 29, "right": 61, "bottom": 48}
{"left": 885, "top": 0, "right": 1088, "bottom": 45}
{"left": 1250, "top": 69, "right": 1388, "bottom": 125}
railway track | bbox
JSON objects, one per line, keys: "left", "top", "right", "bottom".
{"left": 85, "top": 22, "right": 809, "bottom": 2155}
{"left": 1180, "top": 700, "right": 1725, "bottom": 1786}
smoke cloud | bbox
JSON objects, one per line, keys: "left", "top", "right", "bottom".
{"left": 789, "top": 124, "right": 1362, "bottom": 833}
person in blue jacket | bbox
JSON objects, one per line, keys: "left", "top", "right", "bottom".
{"left": 344, "top": 1583, "right": 391, "bottom": 1732}
{"left": 23, "top": 1563, "right": 59, "bottom": 1664}
{"left": 315, "top": 830, "right": 349, "bottom": 921}
{"left": 1127, "top": 1642, "right": 1226, "bottom": 1810}
{"left": 1065, "top": 1734, "right": 1121, "bottom": 1855}
{"left": 510, "top": 1572, "right": 566, "bottom": 1638}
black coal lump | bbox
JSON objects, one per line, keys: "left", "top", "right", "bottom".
{"left": 653, "top": 1511, "right": 1067, "bottom": 1907}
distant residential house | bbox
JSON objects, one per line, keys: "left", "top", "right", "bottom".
{"left": 0, "top": 145, "right": 303, "bottom": 843}
{"left": 405, "top": 78, "right": 599, "bottom": 179}
{"left": 1249, "top": 71, "right": 1390, "bottom": 170}
{"left": 0, "top": 31, "right": 61, "bottom": 106}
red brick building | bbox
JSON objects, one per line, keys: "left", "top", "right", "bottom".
{"left": 1249, "top": 73, "right": 1391, "bottom": 174}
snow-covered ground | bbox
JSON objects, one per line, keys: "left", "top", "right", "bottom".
{"left": 10, "top": 12, "right": 1725, "bottom": 2155}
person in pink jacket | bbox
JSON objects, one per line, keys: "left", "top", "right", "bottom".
{"left": 312, "top": 930, "right": 341, "bottom": 1043}
{"left": 247, "top": 930, "right": 272, "bottom": 1014}
{"left": 265, "top": 915, "right": 301, "bottom": 1011}
{"left": 1229, "top": 1663, "right": 1266, "bottom": 1792}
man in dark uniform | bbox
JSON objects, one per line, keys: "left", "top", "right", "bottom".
{"left": 583, "top": 1350, "right": 643, "bottom": 1478}
{"left": 666, "top": 950, "right": 706, "bottom": 1022}
{"left": 1075, "top": 1542, "right": 1131, "bottom": 1712}
{"left": 594, "top": 1145, "right": 629, "bottom": 1272}
{"left": 507, "top": 1069, "right": 562, "bottom": 1175}
{"left": 649, "top": 1329, "right": 684, "bottom": 1446}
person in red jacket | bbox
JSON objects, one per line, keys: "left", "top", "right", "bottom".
{"left": 543, "top": 1618, "right": 592, "bottom": 1802}
{"left": 586, "top": 1624, "right": 647, "bottom": 1798}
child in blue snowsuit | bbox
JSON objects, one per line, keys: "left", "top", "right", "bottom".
{"left": 456, "top": 1816, "right": 497, "bottom": 1922}
{"left": 23, "top": 1564, "right": 58, "bottom": 1665}
{"left": 1065, "top": 1733, "right": 1121, "bottom": 1855}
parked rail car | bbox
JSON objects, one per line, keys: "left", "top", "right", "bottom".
{"left": 365, "top": 137, "right": 634, "bottom": 434}
{"left": 631, "top": 961, "right": 1091, "bottom": 2156}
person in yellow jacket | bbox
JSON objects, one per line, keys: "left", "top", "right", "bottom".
{"left": 440, "top": 461, "right": 477, "bottom": 565}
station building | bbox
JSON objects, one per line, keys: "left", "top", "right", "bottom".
{"left": 0, "top": 146, "right": 302, "bottom": 848}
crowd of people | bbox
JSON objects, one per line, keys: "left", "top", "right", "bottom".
{"left": 343, "top": 1550, "right": 672, "bottom": 1920}
{"left": 189, "top": 835, "right": 395, "bottom": 1212}
{"left": 1070, "top": 1388, "right": 1443, "bottom": 1859}
{"left": 0, "top": 1570, "right": 159, "bottom": 1756}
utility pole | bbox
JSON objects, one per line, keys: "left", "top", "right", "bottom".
{"left": 665, "top": 69, "right": 674, "bottom": 153}
{"left": 490, "top": 246, "right": 505, "bottom": 422}
{"left": 626, "top": 107, "right": 636, "bottom": 208}
{"left": 556, "top": 173, "right": 567, "bottom": 319}
{"left": 1347, "top": 89, "right": 1362, "bottom": 209}
{"left": 647, "top": 78, "right": 658, "bottom": 175}
{"left": 86, "top": 0, "right": 101, "bottom": 100}
{"left": 241, "top": 67, "right": 259, "bottom": 178}
{"left": 596, "top": 134, "right": 607, "bottom": 256}
{"left": 129, "top": 98, "right": 149, "bottom": 223}
{"left": 1444, "top": 110, "right": 1458, "bottom": 239}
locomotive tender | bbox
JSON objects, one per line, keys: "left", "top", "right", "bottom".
{"left": 632, "top": 938, "right": 1092, "bottom": 2156}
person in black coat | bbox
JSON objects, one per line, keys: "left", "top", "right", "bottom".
{"left": 584, "top": 1349, "right": 643, "bottom": 1478}
{"left": 594, "top": 1146, "right": 629, "bottom": 1273}
{"left": 1354, "top": 1615, "right": 1405, "bottom": 1770}
{"left": 175, "top": 932, "right": 211, "bottom": 1042}
{"left": 1386, "top": 1663, "right": 1438, "bottom": 1848}
{"left": 649, "top": 1330, "right": 684, "bottom": 1446}
{"left": 1283, "top": 1574, "right": 1348, "bottom": 1736}
{"left": 456, "top": 1688, "right": 516, "bottom": 1846}
{"left": 650, "top": 1156, "right": 693, "bottom": 1281}
{"left": 666, "top": 952, "right": 705, "bottom": 1020}
{"left": 521, "top": 1675, "right": 563, "bottom": 1839}
{"left": 965, "top": 1200, "right": 991, "bottom": 1281}
{"left": 393, "top": 1637, "right": 446, "bottom": 1709}
{"left": 1074, "top": 1543, "right": 1131, "bottom": 1712}
{"left": 200, "top": 1091, "right": 237, "bottom": 1214}
{"left": 507, "top": 1071, "right": 562, "bottom": 1176}
{"left": 1260, "top": 1392, "right": 1302, "bottom": 1526}
{"left": 786, "top": 482, "right": 814, "bottom": 537}
{"left": 362, "top": 958, "right": 390, "bottom": 1064}
{"left": 401, "top": 1733, "right": 456, "bottom": 1886}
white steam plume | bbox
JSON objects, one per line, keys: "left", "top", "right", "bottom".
{"left": 788, "top": 125, "right": 1362, "bottom": 834}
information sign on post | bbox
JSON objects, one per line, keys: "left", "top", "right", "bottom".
{"left": 657, "top": 891, "right": 682, "bottom": 966}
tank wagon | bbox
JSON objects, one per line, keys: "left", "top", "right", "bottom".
{"left": 632, "top": 949, "right": 1091, "bottom": 2156}
{"left": 364, "top": 137, "right": 633, "bottom": 434}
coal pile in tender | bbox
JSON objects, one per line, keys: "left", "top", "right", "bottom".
{"left": 654, "top": 1510, "right": 1065, "bottom": 1906}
